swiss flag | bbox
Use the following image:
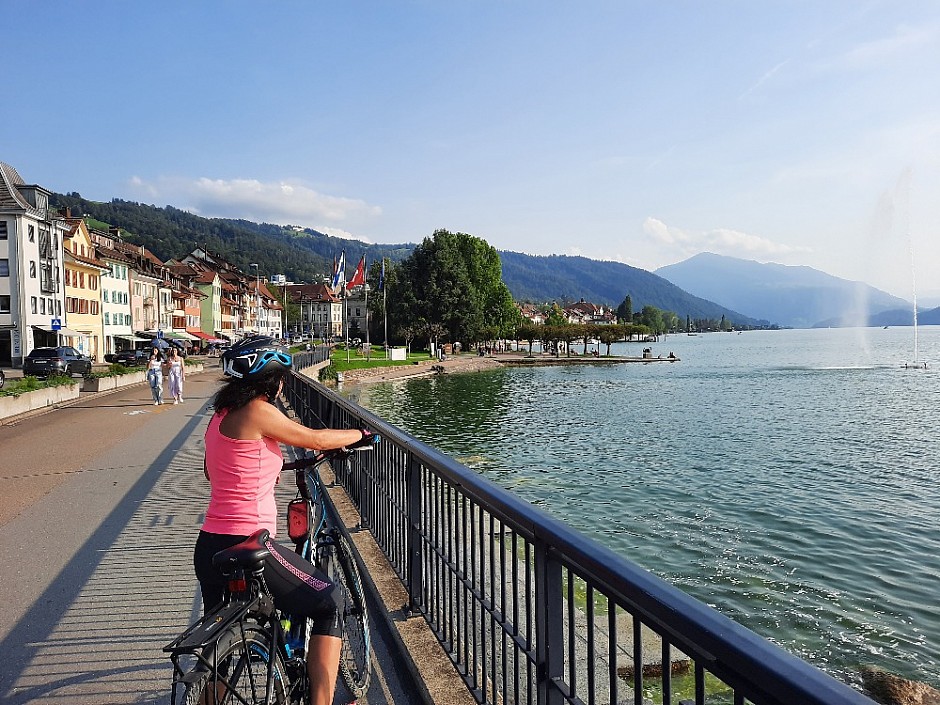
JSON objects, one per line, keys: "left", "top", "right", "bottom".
{"left": 346, "top": 256, "right": 366, "bottom": 289}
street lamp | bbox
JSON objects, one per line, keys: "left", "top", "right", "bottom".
{"left": 249, "top": 263, "right": 260, "bottom": 335}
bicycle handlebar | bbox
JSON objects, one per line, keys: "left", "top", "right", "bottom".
{"left": 281, "top": 432, "right": 380, "bottom": 472}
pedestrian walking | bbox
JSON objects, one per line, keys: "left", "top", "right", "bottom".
{"left": 147, "top": 348, "right": 165, "bottom": 405}
{"left": 167, "top": 347, "right": 185, "bottom": 404}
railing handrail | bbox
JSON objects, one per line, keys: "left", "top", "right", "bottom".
{"left": 284, "top": 369, "right": 875, "bottom": 705}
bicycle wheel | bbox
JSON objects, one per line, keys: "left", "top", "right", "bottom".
{"left": 179, "top": 622, "right": 291, "bottom": 705}
{"left": 327, "top": 532, "right": 372, "bottom": 698}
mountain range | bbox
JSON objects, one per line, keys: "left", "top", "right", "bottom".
{"left": 656, "top": 253, "right": 940, "bottom": 328}
{"left": 50, "top": 194, "right": 938, "bottom": 329}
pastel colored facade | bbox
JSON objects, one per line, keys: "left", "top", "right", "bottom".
{"left": 287, "top": 283, "right": 342, "bottom": 339}
{"left": 91, "top": 231, "right": 136, "bottom": 355}
{"left": 0, "top": 161, "right": 68, "bottom": 366}
{"left": 63, "top": 218, "right": 108, "bottom": 360}
{"left": 1, "top": 159, "right": 291, "bottom": 367}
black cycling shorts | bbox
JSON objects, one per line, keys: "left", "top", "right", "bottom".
{"left": 194, "top": 530, "right": 343, "bottom": 638}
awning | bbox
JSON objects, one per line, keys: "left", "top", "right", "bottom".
{"left": 33, "top": 325, "right": 87, "bottom": 337}
{"left": 190, "top": 331, "right": 219, "bottom": 342}
{"left": 165, "top": 331, "right": 198, "bottom": 341}
{"left": 115, "top": 334, "right": 151, "bottom": 342}
{"left": 216, "top": 331, "right": 236, "bottom": 340}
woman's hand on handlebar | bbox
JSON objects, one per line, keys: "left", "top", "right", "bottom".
{"left": 345, "top": 429, "right": 379, "bottom": 450}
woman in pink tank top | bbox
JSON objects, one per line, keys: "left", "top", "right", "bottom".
{"left": 195, "top": 336, "right": 365, "bottom": 705}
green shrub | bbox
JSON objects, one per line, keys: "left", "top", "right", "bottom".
{"left": 89, "top": 363, "right": 145, "bottom": 379}
{"left": 0, "top": 374, "right": 78, "bottom": 398}
{"left": 318, "top": 365, "right": 338, "bottom": 383}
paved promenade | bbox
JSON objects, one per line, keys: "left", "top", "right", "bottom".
{"left": 0, "top": 372, "right": 417, "bottom": 704}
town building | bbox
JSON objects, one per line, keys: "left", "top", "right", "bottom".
{"left": 563, "top": 299, "right": 616, "bottom": 325}
{"left": 284, "top": 283, "right": 342, "bottom": 340}
{"left": 91, "top": 230, "right": 138, "bottom": 355}
{"left": 0, "top": 161, "right": 68, "bottom": 366}
{"left": 62, "top": 218, "right": 108, "bottom": 360}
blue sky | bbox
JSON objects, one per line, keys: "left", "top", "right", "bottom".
{"left": 5, "top": 1, "right": 939, "bottom": 300}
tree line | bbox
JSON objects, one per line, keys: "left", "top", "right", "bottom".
{"left": 367, "top": 229, "right": 749, "bottom": 351}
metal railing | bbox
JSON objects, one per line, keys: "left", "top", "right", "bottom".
{"left": 283, "top": 371, "right": 875, "bottom": 705}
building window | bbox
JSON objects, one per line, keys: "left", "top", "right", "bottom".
{"left": 30, "top": 261, "right": 36, "bottom": 278}
{"left": 0, "top": 259, "right": 8, "bottom": 276}
{"left": 0, "top": 295, "right": 9, "bottom": 313}
{"left": 28, "top": 225, "right": 35, "bottom": 243}
{"left": 0, "top": 221, "right": 7, "bottom": 240}
{"left": 104, "top": 312, "right": 110, "bottom": 325}
{"left": 103, "top": 290, "right": 109, "bottom": 303}
{"left": 55, "top": 300, "right": 61, "bottom": 316}
{"left": 40, "top": 299, "right": 46, "bottom": 315}
{"left": 31, "top": 297, "right": 37, "bottom": 314}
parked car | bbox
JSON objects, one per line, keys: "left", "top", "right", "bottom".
{"left": 112, "top": 349, "right": 150, "bottom": 366}
{"left": 23, "top": 346, "right": 93, "bottom": 378}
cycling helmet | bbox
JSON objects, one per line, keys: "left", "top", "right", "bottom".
{"left": 221, "top": 335, "right": 293, "bottom": 379}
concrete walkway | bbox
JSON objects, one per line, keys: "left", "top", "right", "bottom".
{"left": 0, "top": 372, "right": 421, "bottom": 704}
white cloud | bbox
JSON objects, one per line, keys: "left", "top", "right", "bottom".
{"left": 126, "top": 176, "right": 381, "bottom": 233}
{"left": 829, "top": 23, "right": 938, "bottom": 71}
{"left": 316, "top": 226, "right": 372, "bottom": 244}
{"left": 643, "top": 217, "right": 812, "bottom": 261}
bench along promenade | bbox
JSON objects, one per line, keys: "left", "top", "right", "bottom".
{"left": 0, "top": 352, "right": 879, "bottom": 704}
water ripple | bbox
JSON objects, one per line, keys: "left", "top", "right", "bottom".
{"left": 356, "top": 327, "right": 940, "bottom": 687}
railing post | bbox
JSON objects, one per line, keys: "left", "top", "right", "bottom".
{"left": 535, "top": 535, "right": 564, "bottom": 705}
{"left": 406, "top": 450, "right": 423, "bottom": 612}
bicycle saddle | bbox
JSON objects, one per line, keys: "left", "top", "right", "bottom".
{"left": 212, "top": 529, "right": 271, "bottom": 573}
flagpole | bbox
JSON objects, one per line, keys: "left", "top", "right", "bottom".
{"left": 364, "top": 269, "right": 370, "bottom": 361}
{"left": 383, "top": 259, "right": 388, "bottom": 360}
{"left": 344, "top": 286, "right": 350, "bottom": 364}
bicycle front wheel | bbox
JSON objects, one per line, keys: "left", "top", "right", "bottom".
{"left": 179, "top": 622, "right": 291, "bottom": 705}
{"left": 328, "top": 532, "right": 372, "bottom": 698}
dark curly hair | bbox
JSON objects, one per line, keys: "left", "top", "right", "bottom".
{"left": 212, "top": 367, "right": 287, "bottom": 412}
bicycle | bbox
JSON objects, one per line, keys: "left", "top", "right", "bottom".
{"left": 164, "top": 435, "right": 377, "bottom": 704}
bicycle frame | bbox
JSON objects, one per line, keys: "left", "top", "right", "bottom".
{"left": 285, "top": 454, "right": 369, "bottom": 634}
{"left": 165, "top": 565, "right": 288, "bottom": 705}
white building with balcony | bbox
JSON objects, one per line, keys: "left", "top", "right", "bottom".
{"left": 0, "top": 161, "right": 68, "bottom": 367}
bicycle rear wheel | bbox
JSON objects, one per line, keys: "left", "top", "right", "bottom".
{"left": 179, "top": 622, "right": 291, "bottom": 705}
{"left": 327, "top": 532, "right": 372, "bottom": 698}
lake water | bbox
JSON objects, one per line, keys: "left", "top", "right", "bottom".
{"left": 350, "top": 326, "right": 939, "bottom": 688}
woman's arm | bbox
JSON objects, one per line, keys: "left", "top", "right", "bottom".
{"left": 254, "top": 401, "right": 363, "bottom": 450}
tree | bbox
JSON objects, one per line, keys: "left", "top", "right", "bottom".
{"left": 597, "top": 325, "right": 625, "bottom": 356}
{"left": 516, "top": 322, "right": 539, "bottom": 355}
{"left": 581, "top": 323, "right": 601, "bottom": 355}
{"left": 545, "top": 303, "right": 567, "bottom": 326}
{"left": 271, "top": 285, "right": 301, "bottom": 336}
{"left": 637, "top": 305, "right": 665, "bottom": 334}
{"left": 387, "top": 229, "right": 517, "bottom": 347}
{"left": 398, "top": 324, "right": 417, "bottom": 355}
{"left": 617, "top": 295, "right": 633, "bottom": 323}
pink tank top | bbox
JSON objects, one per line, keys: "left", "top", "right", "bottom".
{"left": 202, "top": 409, "right": 283, "bottom": 536}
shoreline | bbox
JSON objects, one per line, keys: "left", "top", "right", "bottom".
{"left": 339, "top": 351, "right": 680, "bottom": 386}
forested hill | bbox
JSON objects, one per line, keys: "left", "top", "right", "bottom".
{"left": 500, "top": 252, "right": 765, "bottom": 324}
{"left": 51, "top": 193, "right": 414, "bottom": 283}
{"left": 50, "top": 194, "right": 764, "bottom": 326}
